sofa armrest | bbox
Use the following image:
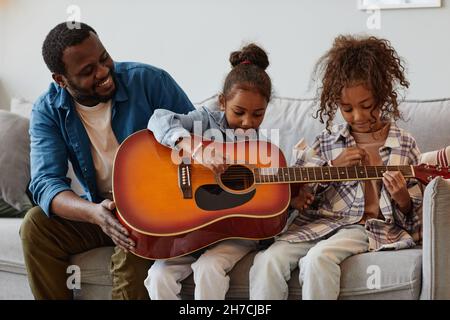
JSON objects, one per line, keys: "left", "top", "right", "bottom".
{"left": 420, "top": 177, "right": 450, "bottom": 299}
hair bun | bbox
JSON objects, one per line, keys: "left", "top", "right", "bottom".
{"left": 229, "top": 43, "right": 269, "bottom": 70}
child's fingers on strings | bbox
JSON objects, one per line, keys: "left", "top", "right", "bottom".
{"left": 383, "top": 171, "right": 402, "bottom": 191}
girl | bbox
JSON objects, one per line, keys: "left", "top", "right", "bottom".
{"left": 250, "top": 35, "right": 422, "bottom": 300}
{"left": 145, "top": 43, "right": 272, "bottom": 299}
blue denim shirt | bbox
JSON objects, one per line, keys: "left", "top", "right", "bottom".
{"left": 29, "top": 62, "right": 194, "bottom": 216}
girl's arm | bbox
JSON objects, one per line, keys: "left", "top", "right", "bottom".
{"left": 148, "top": 107, "right": 228, "bottom": 174}
{"left": 391, "top": 135, "right": 423, "bottom": 242}
{"left": 147, "top": 107, "right": 210, "bottom": 148}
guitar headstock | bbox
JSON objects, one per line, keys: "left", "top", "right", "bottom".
{"left": 414, "top": 164, "right": 450, "bottom": 185}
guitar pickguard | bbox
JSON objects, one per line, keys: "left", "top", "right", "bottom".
{"left": 195, "top": 184, "right": 256, "bottom": 211}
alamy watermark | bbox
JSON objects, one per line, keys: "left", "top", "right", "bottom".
{"left": 365, "top": 5, "right": 381, "bottom": 30}
{"left": 66, "top": 5, "right": 81, "bottom": 29}
{"left": 366, "top": 264, "right": 381, "bottom": 290}
{"left": 66, "top": 264, "right": 81, "bottom": 290}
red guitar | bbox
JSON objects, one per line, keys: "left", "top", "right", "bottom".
{"left": 112, "top": 129, "right": 450, "bottom": 259}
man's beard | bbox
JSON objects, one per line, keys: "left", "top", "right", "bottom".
{"left": 68, "top": 73, "right": 117, "bottom": 107}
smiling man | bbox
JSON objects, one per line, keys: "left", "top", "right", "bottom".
{"left": 20, "top": 22, "right": 194, "bottom": 299}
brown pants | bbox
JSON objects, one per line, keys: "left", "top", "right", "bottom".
{"left": 20, "top": 206, "right": 153, "bottom": 299}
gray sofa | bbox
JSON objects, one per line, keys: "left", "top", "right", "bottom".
{"left": 1, "top": 96, "right": 450, "bottom": 300}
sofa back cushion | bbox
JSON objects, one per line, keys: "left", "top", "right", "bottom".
{"left": 0, "top": 111, "right": 32, "bottom": 211}
{"left": 10, "top": 97, "right": 85, "bottom": 196}
{"left": 197, "top": 96, "right": 450, "bottom": 165}
{"left": 397, "top": 99, "right": 450, "bottom": 153}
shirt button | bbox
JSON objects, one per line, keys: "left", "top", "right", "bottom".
{"left": 83, "top": 168, "right": 88, "bottom": 172}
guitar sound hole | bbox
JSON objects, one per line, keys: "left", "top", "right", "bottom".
{"left": 220, "top": 165, "right": 254, "bottom": 191}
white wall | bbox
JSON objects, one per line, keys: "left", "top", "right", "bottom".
{"left": 0, "top": 0, "right": 449, "bottom": 110}
{"left": 0, "top": 3, "right": 8, "bottom": 108}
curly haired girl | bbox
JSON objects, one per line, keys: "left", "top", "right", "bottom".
{"left": 250, "top": 35, "right": 422, "bottom": 300}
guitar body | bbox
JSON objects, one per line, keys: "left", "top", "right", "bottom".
{"left": 113, "top": 130, "right": 290, "bottom": 260}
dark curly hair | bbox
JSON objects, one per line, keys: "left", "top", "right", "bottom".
{"left": 42, "top": 22, "right": 97, "bottom": 75}
{"left": 223, "top": 43, "right": 272, "bottom": 102}
{"left": 312, "top": 35, "right": 410, "bottom": 131}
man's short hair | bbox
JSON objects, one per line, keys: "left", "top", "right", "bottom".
{"left": 42, "top": 22, "right": 97, "bottom": 75}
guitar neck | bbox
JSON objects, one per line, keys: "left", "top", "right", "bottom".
{"left": 254, "top": 165, "right": 414, "bottom": 184}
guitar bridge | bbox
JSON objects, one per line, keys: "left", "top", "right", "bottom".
{"left": 178, "top": 158, "right": 192, "bottom": 199}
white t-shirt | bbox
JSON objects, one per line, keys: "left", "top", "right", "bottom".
{"left": 75, "top": 100, "right": 119, "bottom": 200}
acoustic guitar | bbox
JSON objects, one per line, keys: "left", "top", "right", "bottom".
{"left": 112, "top": 129, "right": 450, "bottom": 260}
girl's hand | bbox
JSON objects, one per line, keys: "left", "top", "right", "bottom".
{"left": 175, "top": 138, "right": 229, "bottom": 174}
{"left": 192, "top": 143, "right": 229, "bottom": 175}
{"left": 290, "top": 186, "right": 314, "bottom": 212}
{"left": 331, "top": 147, "right": 368, "bottom": 166}
{"left": 382, "top": 171, "right": 412, "bottom": 213}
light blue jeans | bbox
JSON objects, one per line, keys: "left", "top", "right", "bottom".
{"left": 249, "top": 224, "right": 369, "bottom": 300}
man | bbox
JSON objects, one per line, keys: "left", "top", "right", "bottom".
{"left": 20, "top": 22, "right": 194, "bottom": 299}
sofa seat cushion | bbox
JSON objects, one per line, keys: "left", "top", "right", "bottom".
{"left": 0, "top": 218, "right": 27, "bottom": 275}
{"left": 180, "top": 248, "right": 422, "bottom": 300}
{"left": 2, "top": 216, "right": 422, "bottom": 300}
{"left": 338, "top": 248, "right": 422, "bottom": 299}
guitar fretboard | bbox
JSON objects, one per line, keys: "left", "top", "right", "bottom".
{"left": 254, "top": 165, "right": 414, "bottom": 184}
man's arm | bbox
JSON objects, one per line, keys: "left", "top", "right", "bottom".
{"left": 29, "top": 108, "right": 134, "bottom": 251}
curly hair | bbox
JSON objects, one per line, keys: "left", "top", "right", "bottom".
{"left": 312, "top": 35, "right": 410, "bottom": 131}
{"left": 42, "top": 22, "right": 97, "bottom": 75}
{"left": 223, "top": 43, "right": 272, "bottom": 102}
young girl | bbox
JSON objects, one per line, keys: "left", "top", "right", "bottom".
{"left": 250, "top": 35, "right": 423, "bottom": 300}
{"left": 145, "top": 43, "right": 272, "bottom": 300}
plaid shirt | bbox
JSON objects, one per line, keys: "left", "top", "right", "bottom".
{"left": 278, "top": 122, "right": 423, "bottom": 251}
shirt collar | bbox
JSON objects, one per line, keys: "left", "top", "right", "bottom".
{"left": 384, "top": 121, "right": 401, "bottom": 149}
{"left": 333, "top": 123, "right": 352, "bottom": 144}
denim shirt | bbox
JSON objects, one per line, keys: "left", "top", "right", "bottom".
{"left": 29, "top": 62, "right": 194, "bottom": 216}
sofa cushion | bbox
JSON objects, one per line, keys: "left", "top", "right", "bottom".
{"left": 10, "top": 97, "right": 33, "bottom": 119}
{"left": 0, "top": 111, "right": 32, "bottom": 211}
{"left": 338, "top": 248, "right": 422, "bottom": 299}
{"left": 0, "top": 197, "right": 28, "bottom": 218}
{"left": 397, "top": 99, "right": 450, "bottom": 153}
{"left": 180, "top": 248, "right": 422, "bottom": 299}
{"left": 0, "top": 218, "right": 27, "bottom": 274}
{"left": 198, "top": 96, "right": 450, "bottom": 165}
{"left": 421, "top": 177, "right": 450, "bottom": 299}
{"left": 197, "top": 95, "right": 328, "bottom": 165}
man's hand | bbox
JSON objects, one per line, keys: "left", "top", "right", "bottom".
{"left": 331, "top": 147, "right": 368, "bottom": 167}
{"left": 93, "top": 200, "right": 135, "bottom": 252}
